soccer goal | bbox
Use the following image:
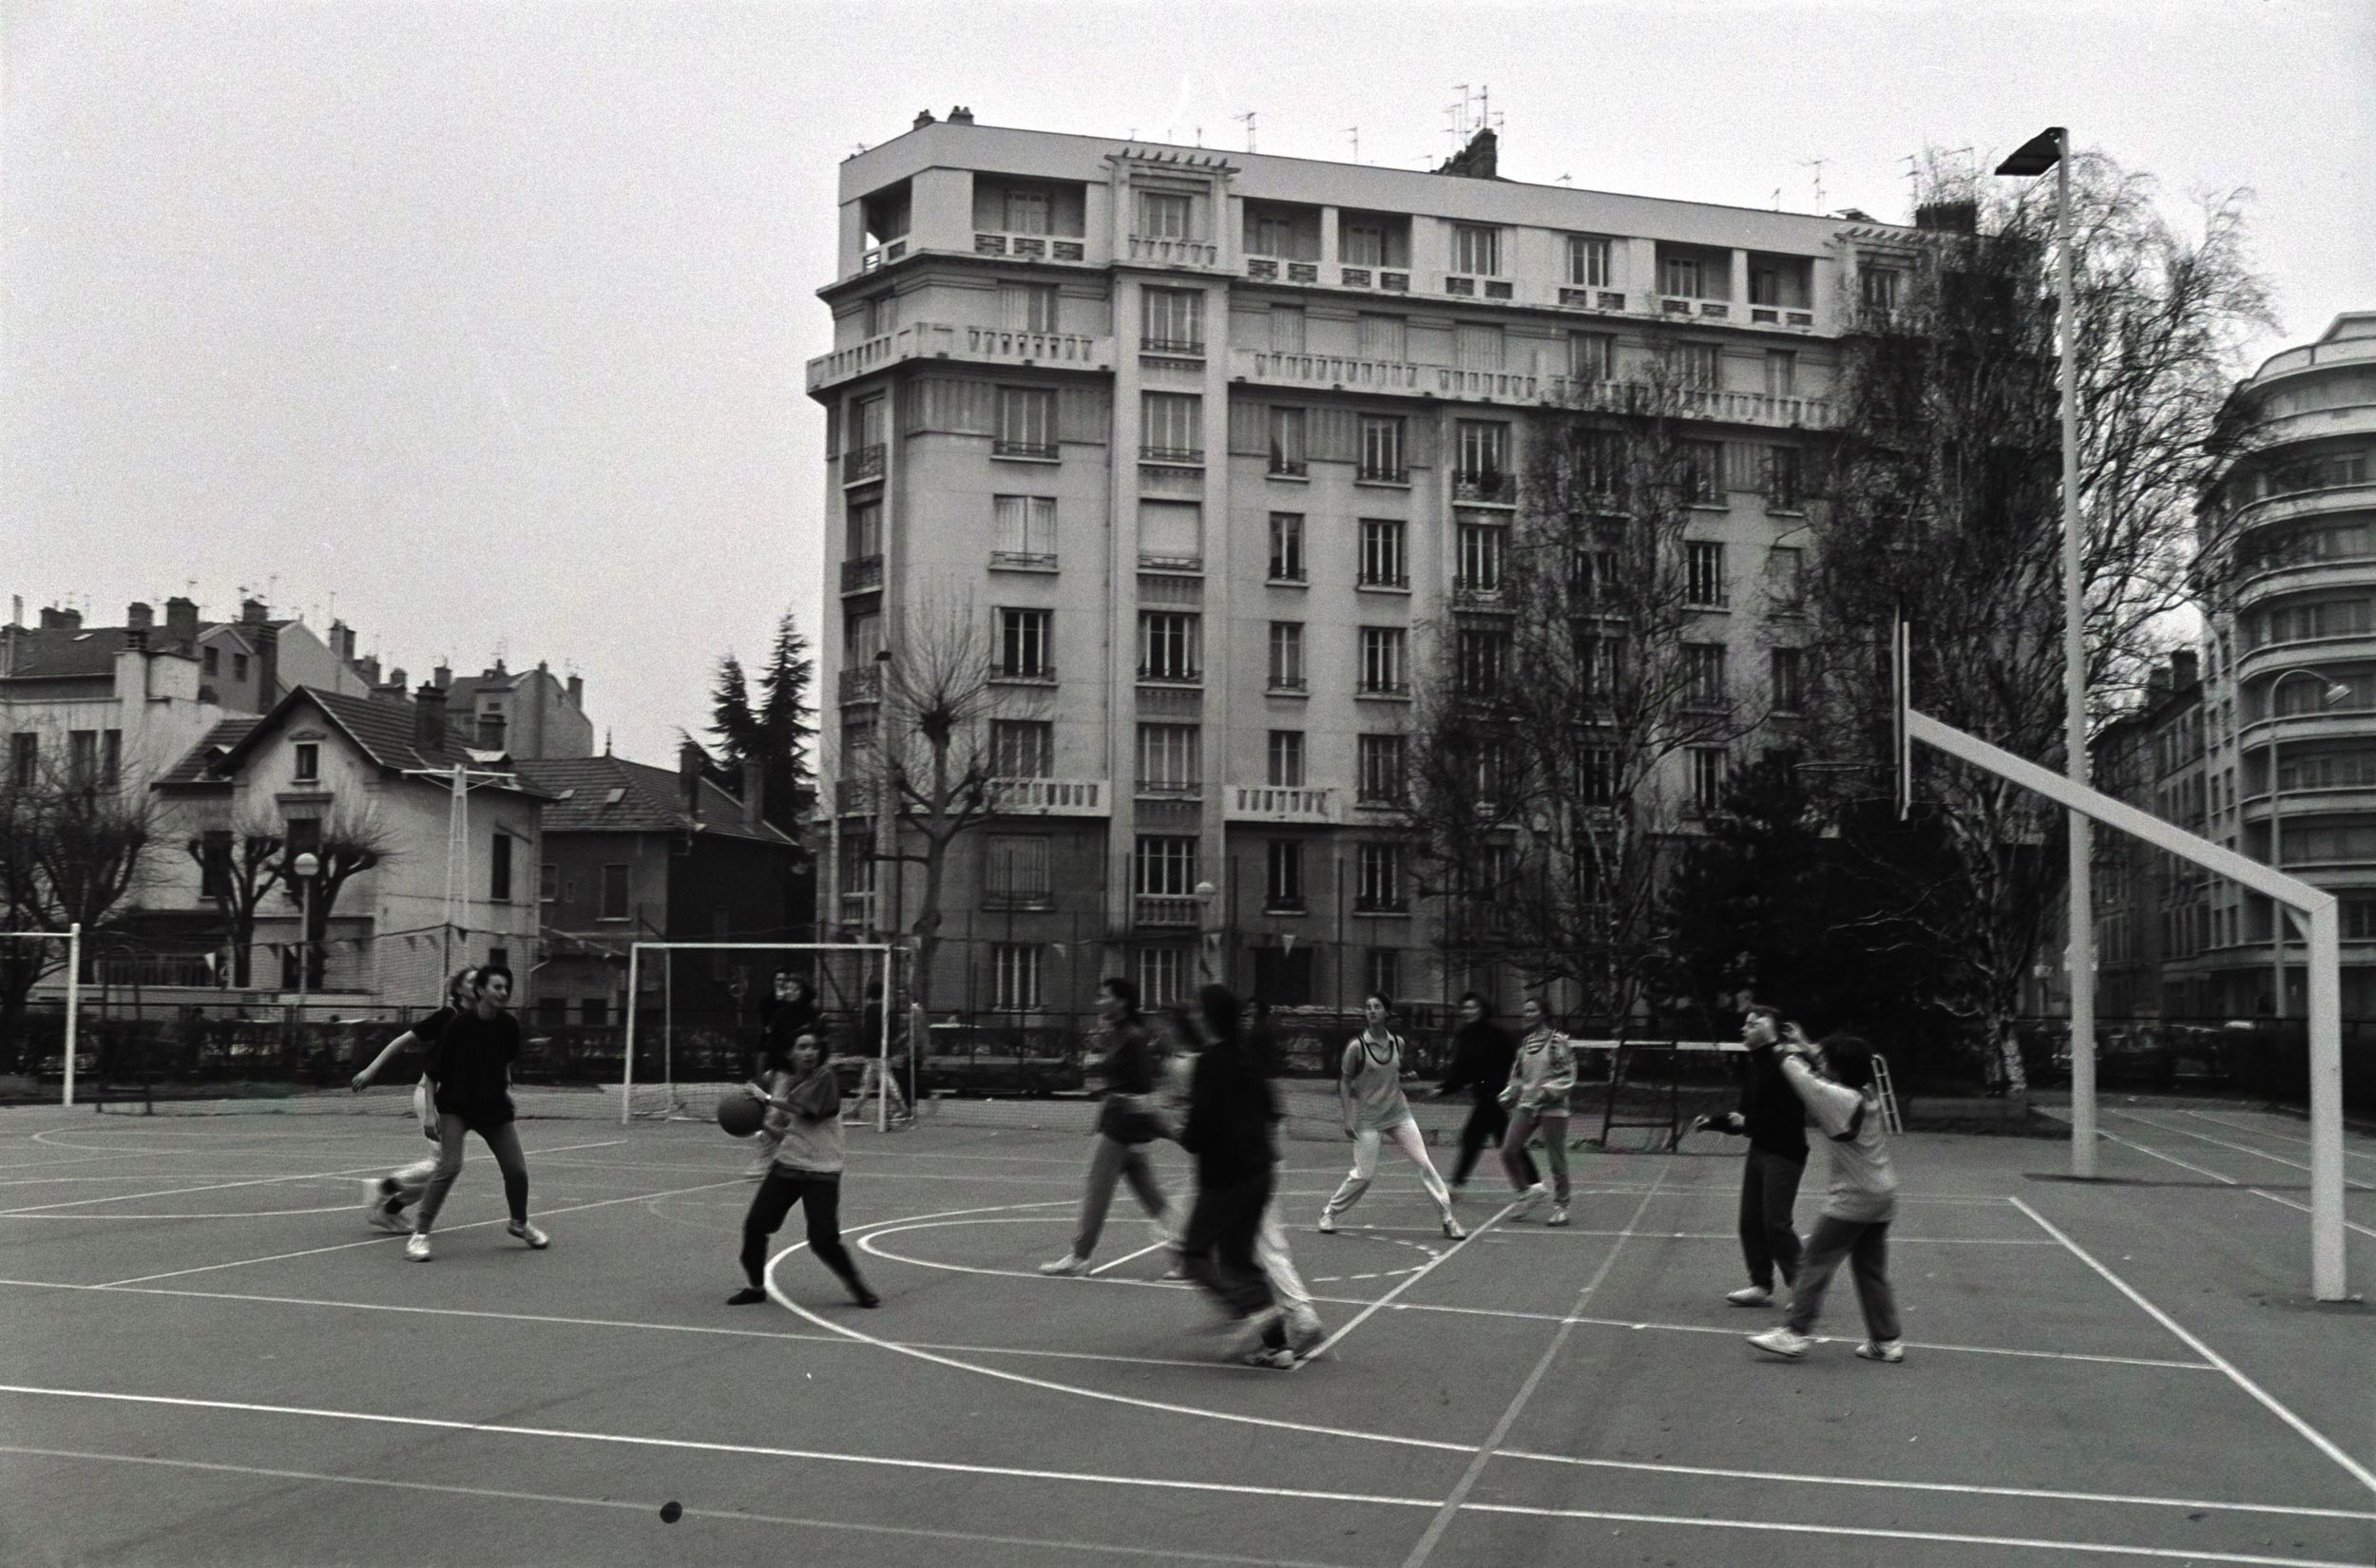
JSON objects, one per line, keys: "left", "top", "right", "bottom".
{"left": 2, "top": 926, "right": 82, "bottom": 1107}
{"left": 619, "top": 941, "right": 902, "bottom": 1127}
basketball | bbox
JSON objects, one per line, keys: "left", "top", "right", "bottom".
{"left": 718, "top": 1093, "right": 766, "bottom": 1138}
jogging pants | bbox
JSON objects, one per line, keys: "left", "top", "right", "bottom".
{"left": 1180, "top": 1168, "right": 1282, "bottom": 1345}
{"left": 1737, "top": 1148, "right": 1806, "bottom": 1292}
{"left": 1786, "top": 1214, "right": 1899, "bottom": 1342}
{"left": 412, "top": 1114, "right": 529, "bottom": 1233}
{"left": 1324, "top": 1119, "right": 1454, "bottom": 1220}
{"left": 1072, "top": 1134, "right": 1170, "bottom": 1259}
{"left": 1255, "top": 1161, "right": 1312, "bottom": 1310}
{"left": 740, "top": 1167, "right": 870, "bottom": 1298}
{"left": 1450, "top": 1097, "right": 1512, "bottom": 1187}
{"left": 1500, "top": 1108, "right": 1570, "bottom": 1202}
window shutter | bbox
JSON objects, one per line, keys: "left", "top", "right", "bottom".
{"left": 1058, "top": 385, "right": 1111, "bottom": 444}
{"left": 1312, "top": 407, "right": 1360, "bottom": 464}
{"left": 1229, "top": 401, "right": 1269, "bottom": 457}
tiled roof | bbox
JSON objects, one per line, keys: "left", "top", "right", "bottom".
{"left": 512, "top": 756, "right": 796, "bottom": 846}
{"left": 154, "top": 718, "right": 260, "bottom": 789}
{"left": 209, "top": 686, "right": 546, "bottom": 796}
{"left": 2, "top": 624, "right": 197, "bottom": 679}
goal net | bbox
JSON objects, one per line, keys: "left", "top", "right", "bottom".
{"left": 620, "top": 942, "right": 902, "bottom": 1126}
{"left": 2, "top": 927, "right": 83, "bottom": 1107}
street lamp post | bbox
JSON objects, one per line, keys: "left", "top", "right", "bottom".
{"left": 291, "top": 851, "right": 320, "bottom": 1038}
{"left": 2263, "top": 667, "right": 2352, "bottom": 1017}
{"left": 1997, "top": 125, "right": 2095, "bottom": 1174}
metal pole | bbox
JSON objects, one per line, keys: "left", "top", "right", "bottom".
{"left": 2057, "top": 127, "right": 2098, "bottom": 1178}
{"left": 2303, "top": 902, "right": 2347, "bottom": 1301}
{"left": 64, "top": 924, "right": 81, "bottom": 1109}
{"left": 2270, "top": 725, "right": 2286, "bottom": 1018}
{"left": 297, "top": 876, "right": 314, "bottom": 1029}
{"left": 621, "top": 943, "right": 639, "bottom": 1124}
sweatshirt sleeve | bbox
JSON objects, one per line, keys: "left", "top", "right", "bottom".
{"left": 785, "top": 1068, "right": 841, "bottom": 1122}
{"left": 1778, "top": 1056, "right": 1862, "bottom": 1138}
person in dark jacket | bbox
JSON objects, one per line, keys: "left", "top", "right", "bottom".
{"left": 1699, "top": 1004, "right": 1808, "bottom": 1306}
{"left": 1039, "top": 977, "right": 1174, "bottom": 1276}
{"left": 1434, "top": 992, "right": 1521, "bottom": 1194}
{"left": 1178, "top": 984, "right": 1294, "bottom": 1367}
{"left": 406, "top": 966, "right": 549, "bottom": 1262}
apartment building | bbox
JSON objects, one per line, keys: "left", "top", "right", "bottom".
{"left": 808, "top": 112, "right": 1918, "bottom": 1010}
{"left": 2193, "top": 312, "right": 2376, "bottom": 1018}
{"left": 2091, "top": 653, "right": 2213, "bottom": 1018}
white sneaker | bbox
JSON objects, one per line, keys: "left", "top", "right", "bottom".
{"left": 1285, "top": 1306, "right": 1326, "bottom": 1354}
{"left": 1316, "top": 1211, "right": 1336, "bottom": 1234}
{"left": 1038, "top": 1253, "right": 1090, "bottom": 1277}
{"left": 1726, "top": 1285, "right": 1773, "bottom": 1308}
{"left": 1242, "top": 1346, "right": 1297, "bottom": 1369}
{"left": 1441, "top": 1214, "right": 1467, "bottom": 1241}
{"left": 1514, "top": 1182, "right": 1549, "bottom": 1218}
{"left": 508, "top": 1220, "right": 550, "bottom": 1250}
{"left": 405, "top": 1233, "right": 431, "bottom": 1262}
{"left": 1749, "top": 1326, "right": 1812, "bottom": 1359}
{"left": 1854, "top": 1339, "right": 1906, "bottom": 1364}
{"left": 1545, "top": 1204, "right": 1570, "bottom": 1228}
{"left": 1160, "top": 1253, "right": 1188, "bottom": 1281}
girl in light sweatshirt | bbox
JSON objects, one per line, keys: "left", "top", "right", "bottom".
{"left": 1499, "top": 998, "right": 1578, "bottom": 1225}
{"left": 1749, "top": 1029, "right": 1903, "bottom": 1364}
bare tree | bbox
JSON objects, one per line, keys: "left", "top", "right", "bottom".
{"left": 1410, "top": 373, "right": 1767, "bottom": 1028}
{"left": 280, "top": 802, "right": 395, "bottom": 988}
{"left": 1805, "top": 150, "right": 2275, "bottom": 1091}
{"left": 187, "top": 809, "right": 285, "bottom": 987}
{"left": 0, "top": 748, "right": 157, "bottom": 1068}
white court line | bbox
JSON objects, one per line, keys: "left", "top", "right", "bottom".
{"left": 2009, "top": 1196, "right": 2376, "bottom": 1499}
{"left": 2184, "top": 1108, "right": 2376, "bottom": 1165}
{"left": 1492, "top": 1446, "right": 2376, "bottom": 1522}
{"left": 1457, "top": 1500, "right": 2367, "bottom": 1568}
{"left": 0, "top": 1383, "right": 1444, "bottom": 1506}
{"left": 92, "top": 1176, "right": 747, "bottom": 1288}
{"left": 1397, "top": 1176, "right": 1667, "bottom": 1567}
{"left": 1296, "top": 1199, "right": 1519, "bottom": 1367}
{"left": 2041, "top": 1111, "right": 2376, "bottom": 1242}
{"left": 0, "top": 1138, "right": 624, "bottom": 1216}
{"left": 1089, "top": 1240, "right": 1171, "bottom": 1276}
{"left": 0, "top": 1447, "right": 1363, "bottom": 1568}
{"left": 2109, "top": 1109, "right": 2376, "bottom": 1191}
{"left": 1363, "top": 1225, "right": 2052, "bottom": 1245}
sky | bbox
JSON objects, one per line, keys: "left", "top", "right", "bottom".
{"left": 6, "top": 0, "right": 2371, "bottom": 765}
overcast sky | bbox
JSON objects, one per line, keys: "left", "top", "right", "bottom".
{"left": 6, "top": 0, "right": 2370, "bottom": 765}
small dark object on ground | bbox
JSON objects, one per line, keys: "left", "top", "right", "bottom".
{"left": 660, "top": 1501, "right": 682, "bottom": 1523}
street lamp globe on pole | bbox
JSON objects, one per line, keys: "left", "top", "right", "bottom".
{"left": 291, "top": 851, "right": 321, "bottom": 1029}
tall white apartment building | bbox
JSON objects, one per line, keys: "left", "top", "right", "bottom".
{"left": 809, "top": 112, "right": 1918, "bottom": 1013}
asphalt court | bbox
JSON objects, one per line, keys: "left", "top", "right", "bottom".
{"left": 2, "top": 1100, "right": 2371, "bottom": 1567}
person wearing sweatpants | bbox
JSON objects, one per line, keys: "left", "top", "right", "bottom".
{"left": 1243, "top": 999, "right": 1323, "bottom": 1354}
{"left": 1750, "top": 1030, "right": 1904, "bottom": 1365}
{"left": 1498, "top": 997, "right": 1578, "bottom": 1225}
{"left": 1703, "top": 1004, "right": 1809, "bottom": 1307}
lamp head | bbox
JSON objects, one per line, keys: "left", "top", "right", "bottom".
{"left": 292, "top": 851, "right": 320, "bottom": 879}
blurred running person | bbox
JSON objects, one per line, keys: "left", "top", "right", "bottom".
{"left": 406, "top": 966, "right": 548, "bottom": 1261}
{"left": 1500, "top": 997, "right": 1578, "bottom": 1225}
{"left": 1435, "top": 992, "right": 1520, "bottom": 1195}
{"left": 1700, "top": 1004, "right": 1807, "bottom": 1307}
{"left": 1041, "top": 977, "right": 1173, "bottom": 1276}
{"left": 350, "top": 966, "right": 474, "bottom": 1233}
{"left": 1750, "top": 1030, "right": 1903, "bottom": 1364}
{"left": 1178, "top": 985, "right": 1295, "bottom": 1367}
{"left": 730, "top": 1032, "right": 879, "bottom": 1309}
{"left": 1243, "top": 998, "right": 1323, "bottom": 1354}
{"left": 1318, "top": 994, "right": 1464, "bottom": 1240}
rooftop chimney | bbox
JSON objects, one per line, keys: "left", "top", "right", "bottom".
{"left": 742, "top": 760, "right": 767, "bottom": 833}
{"left": 126, "top": 602, "right": 154, "bottom": 631}
{"left": 1914, "top": 198, "right": 1981, "bottom": 236}
{"left": 414, "top": 681, "right": 449, "bottom": 753}
{"left": 1434, "top": 126, "right": 1499, "bottom": 181}
{"left": 432, "top": 661, "right": 450, "bottom": 689}
{"left": 255, "top": 620, "right": 281, "bottom": 706}
{"left": 679, "top": 740, "right": 705, "bottom": 821}
{"left": 947, "top": 105, "right": 974, "bottom": 124}
{"left": 240, "top": 598, "right": 268, "bottom": 626}
{"left": 39, "top": 605, "right": 80, "bottom": 630}
{"left": 164, "top": 597, "right": 199, "bottom": 645}
{"left": 566, "top": 673, "right": 584, "bottom": 710}
{"left": 913, "top": 108, "right": 936, "bottom": 128}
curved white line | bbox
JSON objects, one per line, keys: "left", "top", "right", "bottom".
{"left": 0, "top": 1203, "right": 356, "bottom": 1220}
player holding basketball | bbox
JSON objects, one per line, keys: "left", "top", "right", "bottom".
{"left": 351, "top": 966, "right": 474, "bottom": 1233}
{"left": 1750, "top": 1028, "right": 1903, "bottom": 1364}
{"left": 743, "top": 974, "right": 819, "bottom": 1178}
{"left": 730, "top": 1031, "right": 880, "bottom": 1309}
{"left": 1316, "top": 994, "right": 1465, "bottom": 1240}
{"left": 1498, "top": 996, "right": 1578, "bottom": 1225}
{"left": 405, "top": 965, "right": 549, "bottom": 1261}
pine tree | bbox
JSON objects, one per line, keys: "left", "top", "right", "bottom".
{"left": 705, "top": 611, "right": 814, "bottom": 837}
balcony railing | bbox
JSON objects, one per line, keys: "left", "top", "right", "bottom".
{"left": 1749, "top": 305, "right": 1816, "bottom": 327}
{"left": 1136, "top": 664, "right": 1202, "bottom": 684}
{"left": 1542, "top": 376, "right": 1835, "bottom": 429}
{"left": 1358, "top": 464, "right": 1410, "bottom": 485}
{"left": 842, "top": 444, "right": 885, "bottom": 485}
{"left": 859, "top": 239, "right": 907, "bottom": 272}
{"left": 985, "top": 776, "right": 1108, "bottom": 817}
{"left": 1356, "top": 680, "right": 1412, "bottom": 698}
{"left": 991, "top": 664, "right": 1056, "bottom": 684}
{"left": 837, "top": 666, "right": 882, "bottom": 704}
{"left": 1140, "top": 445, "right": 1204, "bottom": 466}
{"left": 1659, "top": 295, "right": 1733, "bottom": 318}
{"left": 1140, "top": 335, "right": 1206, "bottom": 355}
{"left": 1137, "top": 552, "right": 1203, "bottom": 574}
{"left": 1242, "top": 350, "right": 1425, "bottom": 393}
{"left": 1127, "top": 235, "right": 1219, "bottom": 267}
{"left": 1135, "top": 778, "right": 1201, "bottom": 799}
{"left": 1454, "top": 472, "right": 1517, "bottom": 505}
{"left": 836, "top": 891, "right": 877, "bottom": 927}
{"left": 807, "top": 321, "right": 1113, "bottom": 392}
{"left": 1268, "top": 456, "right": 1308, "bottom": 478}
{"left": 988, "top": 549, "right": 1058, "bottom": 572}
{"left": 1266, "top": 675, "right": 1308, "bottom": 694}
{"left": 973, "top": 231, "right": 1087, "bottom": 261}
{"left": 1557, "top": 287, "right": 1627, "bottom": 311}
{"left": 993, "top": 439, "right": 1060, "bottom": 460}
{"left": 840, "top": 555, "right": 883, "bottom": 593}
{"left": 1227, "top": 785, "right": 1337, "bottom": 824}
{"left": 1133, "top": 894, "right": 1203, "bottom": 927}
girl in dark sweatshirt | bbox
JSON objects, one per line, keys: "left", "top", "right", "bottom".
{"left": 1177, "top": 985, "right": 1294, "bottom": 1367}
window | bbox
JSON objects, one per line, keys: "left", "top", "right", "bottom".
{"left": 1359, "top": 519, "right": 1407, "bottom": 588}
{"left": 1137, "top": 946, "right": 1189, "bottom": 1007}
{"left": 1661, "top": 255, "right": 1707, "bottom": 297}
{"left": 847, "top": 499, "right": 883, "bottom": 560}
{"left": 1141, "top": 392, "right": 1202, "bottom": 462}
{"left": 1456, "top": 322, "right": 1505, "bottom": 373}
{"left": 1358, "top": 416, "right": 1407, "bottom": 482}
{"left": 1455, "top": 420, "right": 1510, "bottom": 481}
{"left": 1684, "top": 642, "right": 1729, "bottom": 707}
{"left": 1357, "top": 734, "right": 1407, "bottom": 802}
{"left": 1768, "top": 545, "right": 1807, "bottom": 611}
{"left": 1568, "top": 332, "right": 1617, "bottom": 381}
{"left": 991, "top": 719, "right": 1053, "bottom": 778}
{"left": 67, "top": 730, "right": 97, "bottom": 788}
{"left": 1137, "top": 189, "right": 1192, "bottom": 239}
{"left": 995, "top": 387, "right": 1058, "bottom": 457}
{"left": 202, "top": 645, "right": 219, "bottom": 676}
{"left": 1138, "top": 500, "right": 1202, "bottom": 568}
{"left": 1139, "top": 611, "right": 1201, "bottom": 682}
{"left": 487, "top": 947, "right": 508, "bottom": 973}
{"left": 490, "top": 832, "right": 513, "bottom": 902}
{"left": 293, "top": 742, "right": 320, "bottom": 782}
{"left": 1861, "top": 266, "right": 1904, "bottom": 312}
{"left": 1772, "top": 647, "right": 1807, "bottom": 714}
{"left": 1686, "top": 542, "right": 1727, "bottom": 606}
{"left": 1137, "top": 724, "right": 1201, "bottom": 794}
{"left": 1675, "top": 342, "right": 1721, "bottom": 390}
{"left": 1135, "top": 834, "right": 1198, "bottom": 896}
{"left": 580, "top": 997, "right": 609, "bottom": 1026}
{"left": 1267, "top": 730, "right": 1305, "bottom": 788}
{"left": 984, "top": 835, "right": 1051, "bottom": 905}
{"left": 992, "top": 495, "right": 1057, "bottom": 564}
{"left": 199, "top": 830, "right": 234, "bottom": 899}
{"left": 1141, "top": 288, "right": 1204, "bottom": 353}
{"left": 234, "top": 653, "right": 250, "bottom": 680}
{"left": 601, "top": 864, "right": 630, "bottom": 920}
{"left": 1581, "top": 747, "right": 1617, "bottom": 807}
{"left": 1249, "top": 210, "right": 1296, "bottom": 257}
{"left": 1268, "top": 622, "right": 1306, "bottom": 691}
{"left": 1451, "top": 224, "right": 1502, "bottom": 276}
{"left": 101, "top": 730, "right": 120, "bottom": 788}
{"left": 1767, "top": 447, "right": 1806, "bottom": 510}
{"left": 1265, "top": 840, "right": 1305, "bottom": 910}
{"left": 1458, "top": 627, "right": 1511, "bottom": 696}
{"left": 1269, "top": 305, "right": 1306, "bottom": 354}
{"left": 1004, "top": 187, "right": 1052, "bottom": 235}
{"left": 1682, "top": 441, "right": 1723, "bottom": 504}
{"left": 1572, "top": 543, "right": 1620, "bottom": 602}
{"left": 861, "top": 293, "right": 896, "bottom": 337}
{"left": 1582, "top": 633, "right": 1626, "bottom": 700}
{"left": 541, "top": 861, "right": 559, "bottom": 905}
{"left": 11, "top": 732, "right": 36, "bottom": 787}
{"left": 1765, "top": 350, "right": 1798, "bottom": 399}
{"left": 1342, "top": 221, "right": 1386, "bottom": 267}
{"left": 853, "top": 392, "right": 887, "bottom": 449}
{"left": 1356, "top": 843, "right": 1405, "bottom": 911}
{"left": 1269, "top": 513, "right": 1306, "bottom": 581}
{"left": 1358, "top": 627, "right": 1408, "bottom": 694}
{"left": 1566, "top": 235, "right": 1611, "bottom": 288}
{"left": 1357, "top": 313, "right": 1406, "bottom": 360}
{"left": 992, "top": 945, "right": 1044, "bottom": 1011}
{"left": 1458, "top": 520, "right": 1504, "bottom": 592}
{"left": 1000, "top": 282, "right": 1058, "bottom": 333}
{"left": 1365, "top": 947, "right": 1402, "bottom": 1002}
{"left": 1267, "top": 407, "right": 1308, "bottom": 476}
{"left": 998, "top": 608, "right": 1053, "bottom": 679}
{"left": 1690, "top": 748, "right": 1730, "bottom": 813}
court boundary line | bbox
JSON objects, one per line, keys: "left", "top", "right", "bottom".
{"left": 2108, "top": 1109, "right": 2376, "bottom": 1192}
{"left": 2008, "top": 1195, "right": 2376, "bottom": 1498}
{"left": 1397, "top": 1175, "right": 1667, "bottom": 1566}
{"left": 0, "top": 1138, "right": 625, "bottom": 1216}
{"left": 1296, "top": 1198, "right": 1517, "bottom": 1366}
{"left": 2182, "top": 1108, "right": 2376, "bottom": 1165}
{"left": 2041, "top": 1111, "right": 2376, "bottom": 1242}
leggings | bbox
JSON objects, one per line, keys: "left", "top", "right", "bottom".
{"left": 1501, "top": 1107, "right": 1570, "bottom": 1202}
{"left": 740, "top": 1167, "right": 870, "bottom": 1297}
{"left": 1323, "top": 1119, "right": 1454, "bottom": 1220}
{"left": 412, "top": 1114, "right": 529, "bottom": 1233}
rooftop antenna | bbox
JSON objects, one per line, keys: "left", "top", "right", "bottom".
{"left": 1798, "top": 156, "right": 1830, "bottom": 211}
{"left": 1235, "top": 110, "right": 1256, "bottom": 153}
{"left": 1772, "top": 187, "right": 1783, "bottom": 209}
{"left": 1900, "top": 153, "right": 1921, "bottom": 205}
{"left": 1345, "top": 126, "right": 1359, "bottom": 162}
